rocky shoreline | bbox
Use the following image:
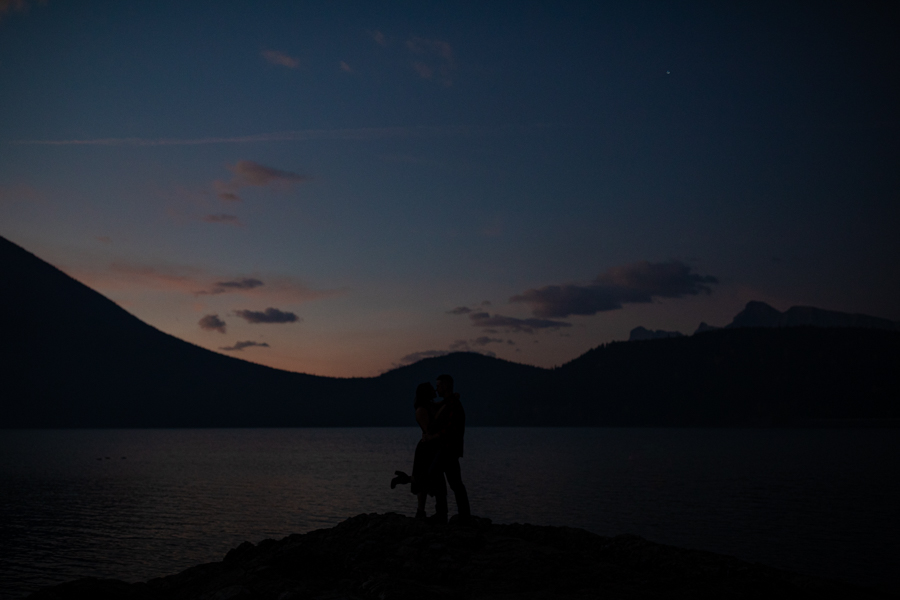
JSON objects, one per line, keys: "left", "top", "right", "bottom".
{"left": 27, "top": 513, "right": 893, "bottom": 599}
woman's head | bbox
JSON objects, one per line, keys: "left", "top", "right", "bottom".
{"left": 414, "top": 382, "right": 436, "bottom": 408}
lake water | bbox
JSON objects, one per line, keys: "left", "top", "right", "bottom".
{"left": 0, "top": 428, "right": 898, "bottom": 598}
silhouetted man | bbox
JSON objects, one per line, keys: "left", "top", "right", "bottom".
{"left": 429, "top": 373, "right": 471, "bottom": 522}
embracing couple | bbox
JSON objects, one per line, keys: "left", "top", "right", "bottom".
{"left": 391, "top": 374, "right": 471, "bottom": 524}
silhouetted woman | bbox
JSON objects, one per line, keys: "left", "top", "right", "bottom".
{"left": 391, "top": 382, "right": 448, "bottom": 519}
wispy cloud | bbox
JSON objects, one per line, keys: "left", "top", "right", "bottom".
{"left": 510, "top": 260, "right": 719, "bottom": 318}
{"left": 11, "top": 125, "right": 478, "bottom": 146}
{"left": 199, "top": 314, "right": 227, "bottom": 333}
{"left": 197, "top": 278, "right": 264, "bottom": 295}
{"left": 261, "top": 277, "right": 345, "bottom": 304}
{"left": 412, "top": 62, "right": 433, "bottom": 79}
{"left": 220, "top": 340, "right": 270, "bottom": 351}
{"left": 214, "top": 160, "right": 309, "bottom": 201}
{"left": 103, "top": 262, "right": 203, "bottom": 294}
{"left": 339, "top": 61, "right": 353, "bottom": 73}
{"left": 261, "top": 49, "right": 299, "bottom": 69}
{"left": 230, "top": 160, "right": 307, "bottom": 186}
{"left": 68, "top": 261, "right": 339, "bottom": 304}
{"left": 202, "top": 214, "right": 242, "bottom": 226}
{"left": 234, "top": 307, "right": 300, "bottom": 324}
{"left": 468, "top": 311, "right": 571, "bottom": 333}
{"left": 407, "top": 37, "right": 455, "bottom": 86}
{"left": 446, "top": 301, "right": 492, "bottom": 315}
{"left": 370, "top": 30, "right": 387, "bottom": 46}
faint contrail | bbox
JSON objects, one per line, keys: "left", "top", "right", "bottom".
{"left": 11, "top": 126, "right": 475, "bottom": 146}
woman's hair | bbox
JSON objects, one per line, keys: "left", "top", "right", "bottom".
{"left": 414, "top": 382, "right": 435, "bottom": 409}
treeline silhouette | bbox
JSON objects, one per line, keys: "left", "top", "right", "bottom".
{"left": 3, "top": 235, "right": 898, "bottom": 427}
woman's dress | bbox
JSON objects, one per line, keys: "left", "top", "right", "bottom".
{"left": 410, "top": 407, "right": 447, "bottom": 497}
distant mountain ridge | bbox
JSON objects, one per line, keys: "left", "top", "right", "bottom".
{"left": 628, "top": 326, "right": 684, "bottom": 342}
{"left": 629, "top": 300, "right": 899, "bottom": 340}
{"left": 2, "top": 235, "right": 899, "bottom": 427}
{"left": 726, "top": 300, "right": 899, "bottom": 331}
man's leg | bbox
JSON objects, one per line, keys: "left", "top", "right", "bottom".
{"left": 434, "top": 489, "right": 448, "bottom": 518}
{"left": 443, "top": 456, "right": 471, "bottom": 518}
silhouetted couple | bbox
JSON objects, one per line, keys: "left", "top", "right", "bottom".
{"left": 391, "top": 374, "right": 470, "bottom": 524}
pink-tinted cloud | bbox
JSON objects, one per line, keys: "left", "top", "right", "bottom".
{"left": 199, "top": 314, "right": 227, "bottom": 333}
{"left": 447, "top": 301, "right": 494, "bottom": 316}
{"left": 214, "top": 160, "right": 309, "bottom": 201}
{"left": 370, "top": 30, "right": 386, "bottom": 46}
{"left": 103, "top": 262, "right": 203, "bottom": 294}
{"left": 262, "top": 277, "right": 346, "bottom": 304}
{"left": 197, "top": 278, "right": 264, "bottom": 295}
{"left": 340, "top": 61, "right": 353, "bottom": 73}
{"left": 69, "top": 261, "right": 340, "bottom": 304}
{"left": 230, "top": 160, "right": 307, "bottom": 186}
{"left": 197, "top": 274, "right": 338, "bottom": 304}
{"left": 220, "top": 340, "right": 270, "bottom": 351}
{"left": 261, "top": 49, "right": 299, "bottom": 68}
{"left": 234, "top": 307, "right": 300, "bottom": 324}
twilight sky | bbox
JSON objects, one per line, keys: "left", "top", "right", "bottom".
{"left": 2, "top": 1, "right": 898, "bottom": 377}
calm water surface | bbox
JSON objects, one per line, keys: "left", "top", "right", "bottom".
{"left": 0, "top": 428, "right": 898, "bottom": 598}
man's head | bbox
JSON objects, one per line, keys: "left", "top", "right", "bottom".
{"left": 436, "top": 374, "right": 454, "bottom": 398}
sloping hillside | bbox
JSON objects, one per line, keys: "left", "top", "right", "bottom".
{"left": 554, "top": 328, "right": 900, "bottom": 425}
{"left": 3, "top": 235, "right": 898, "bottom": 428}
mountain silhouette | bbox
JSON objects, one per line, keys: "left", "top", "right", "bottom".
{"left": 3, "top": 235, "right": 898, "bottom": 427}
{"left": 726, "top": 300, "right": 900, "bottom": 331}
{"left": 629, "top": 326, "right": 685, "bottom": 341}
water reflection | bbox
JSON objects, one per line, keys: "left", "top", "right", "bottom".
{"left": 0, "top": 427, "right": 897, "bottom": 598}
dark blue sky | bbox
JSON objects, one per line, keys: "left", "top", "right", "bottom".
{"left": 2, "top": 1, "right": 898, "bottom": 375}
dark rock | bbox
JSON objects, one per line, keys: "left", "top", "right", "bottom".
{"left": 27, "top": 513, "right": 891, "bottom": 599}
{"left": 694, "top": 321, "right": 722, "bottom": 334}
{"left": 728, "top": 301, "right": 784, "bottom": 328}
